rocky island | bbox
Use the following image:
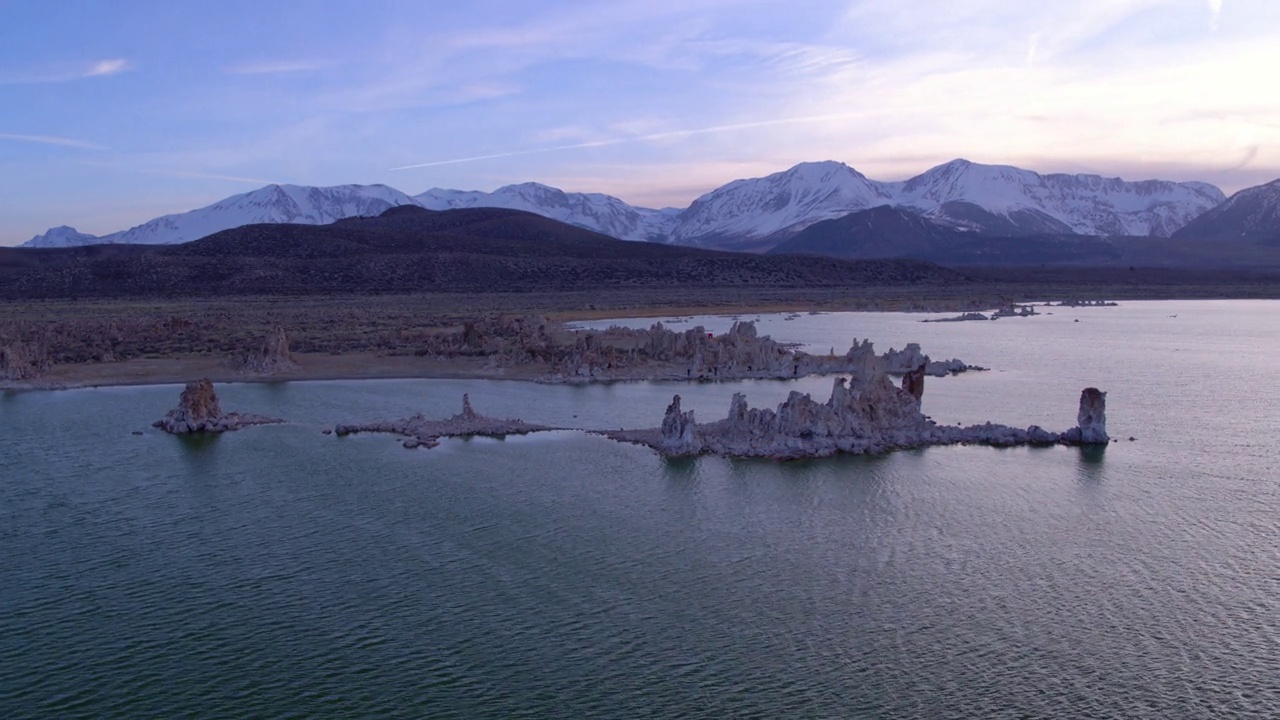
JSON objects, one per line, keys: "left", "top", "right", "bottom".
{"left": 153, "top": 379, "right": 285, "bottom": 434}
{"left": 334, "top": 394, "right": 553, "bottom": 449}
{"left": 608, "top": 364, "right": 1108, "bottom": 460}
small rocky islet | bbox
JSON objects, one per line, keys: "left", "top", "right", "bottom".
{"left": 333, "top": 394, "right": 551, "bottom": 449}
{"left": 153, "top": 378, "right": 284, "bottom": 434}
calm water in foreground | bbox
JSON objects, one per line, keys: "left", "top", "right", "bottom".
{"left": 2, "top": 300, "right": 1278, "bottom": 718}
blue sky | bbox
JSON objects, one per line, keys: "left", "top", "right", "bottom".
{"left": 2, "top": 0, "right": 1277, "bottom": 245}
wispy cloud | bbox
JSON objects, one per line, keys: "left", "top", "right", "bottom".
{"left": 1208, "top": 0, "right": 1224, "bottom": 30}
{"left": 85, "top": 59, "right": 131, "bottom": 77}
{"left": 76, "top": 160, "right": 280, "bottom": 186}
{"left": 227, "top": 59, "right": 337, "bottom": 75}
{"left": 390, "top": 113, "right": 862, "bottom": 171}
{"left": 0, "top": 58, "right": 133, "bottom": 84}
{"left": 144, "top": 169, "right": 281, "bottom": 185}
{"left": 0, "top": 132, "right": 109, "bottom": 150}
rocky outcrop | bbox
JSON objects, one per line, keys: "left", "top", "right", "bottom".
{"left": 923, "top": 312, "right": 991, "bottom": 323}
{"left": 1062, "top": 387, "right": 1108, "bottom": 444}
{"left": 657, "top": 395, "right": 699, "bottom": 455}
{"left": 901, "top": 363, "right": 926, "bottom": 400}
{"left": 993, "top": 303, "right": 1039, "bottom": 318}
{"left": 235, "top": 327, "right": 298, "bottom": 375}
{"left": 881, "top": 342, "right": 985, "bottom": 377}
{"left": 403, "top": 315, "right": 985, "bottom": 384}
{"left": 153, "top": 379, "right": 284, "bottom": 434}
{"left": 539, "top": 321, "right": 984, "bottom": 383}
{"left": 611, "top": 370, "right": 1113, "bottom": 459}
{"left": 334, "top": 393, "right": 553, "bottom": 449}
{"left": 0, "top": 340, "right": 50, "bottom": 382}
{"left": 1052, "top": 299, "right": 1118, "bottom": 307}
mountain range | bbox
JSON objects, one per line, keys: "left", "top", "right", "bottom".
{"left": 25, "top": 184, "right": 420, "bottom": 248}
{"left": 1, "top": 206, "right": 962, "bottom": 300}
{"left": 1170, "top": 178, "right": 1280, "bottom": 244}
{"left": 23, "top": 159, "right": 1246, "bottom": 255}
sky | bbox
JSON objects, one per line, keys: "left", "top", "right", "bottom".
{"left": 2, "top": 0, "right": 1279, "bottom": 246}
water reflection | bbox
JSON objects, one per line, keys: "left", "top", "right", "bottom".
{"left": 661, "top": 456, "right": 700, "bottom": 483}
{"left": 176, "top": 432, "right": 223, "bottom": 474}
{"left": 1075, "top": 444, "right": 1107, "bottom": 484}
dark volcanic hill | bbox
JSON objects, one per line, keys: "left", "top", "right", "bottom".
{"left": 766, "top": 206, "right": 1123, "bottom": 265}
{"left": 0, "top": 206, "right": 963, "bottom": 299}
{"left": 1171, "top": 178, "right": 1280, "bottom": 244}
{"left": 767, "top": 206, "right": 967, "bottom": 260}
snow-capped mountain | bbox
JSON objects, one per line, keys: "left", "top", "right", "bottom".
{"left": 416, "top": 182, "right": 679, "bottom": 243}
{"left": 23, "top": 226, "right": 101, "bottom": 248}
{"left": 19, "top": 161, "right": 1228, "bottom": 251}
{"left": 1171, "top": 178, "right": 1280, "bottom": 242}
{"left": 22, "top": 184, "right": 419, "bottom": 248}
{"left": 893, "top": 159, "right": 1225, "bottom": 237}
{"left": 668, "top": 161, "right": 894, "bottom": 248}
{"left": 669, "top": 159, "right": 1224, "bottom": 247}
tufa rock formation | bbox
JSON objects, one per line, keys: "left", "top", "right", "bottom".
{"left": 406, "top": 316, "right": 983, "bottom": 383}
{"left": 881, "top": 342, "right": 981, "bottom": 376}
{"left": 659, "top": 395, "right": 700, "bottom": 455}
{"left": 1063, "top": 387, "right": 1108, "bottom": 444}
{"left": 153, "top": 378, "right": 285, "bottom": 434}
{"left": 901, "top": 362, "right": 926, "bottom": 401}
{"left": 611, "top": 369, "right": 1112, "bottom": 460}
{"left": 538, "top": 320, "right": 984, "bottom": 383}
{"left": 334, "top": 393, "right": 553, "bottom": 449}
{"left": 1, "top": 340, "right": 51, "bottom": 382}
{"left": 236, "top": 327, "right": 298, "bottom": 375}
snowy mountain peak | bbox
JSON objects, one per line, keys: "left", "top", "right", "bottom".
{"left": 21, "top": 183, "right": 420, "bottom": 248}
{"left": 900, "top": 159, "right": 1042, "bottom": 205}
{"left": 1171, "top": 177, "right": 1280, "bottom": 241}
{"left": 890, "top": 160, "right": 1225, "bottom": 237}
{"left": 24, "top": 225, "right": 101, "bottom": 249}
{"left": 415, "top": 183, "right": 676, "bottom": 243}
{"left": 669, "top": 161, "right": 894, "bottom": 247}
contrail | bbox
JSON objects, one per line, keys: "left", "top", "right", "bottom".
{"left": 146, "top": 169, "right": 282, "bottom": 185}
{"left": 76, "top": 160, "right": 281, "bottom": 185}
{"left": 389, "top": 113, "right": 857, "bottom": 171}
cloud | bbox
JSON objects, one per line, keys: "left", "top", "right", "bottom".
{"left": 0, "top": 132, "right": 109, "bottom": 150}
{"left": 75, "top": 159, "right": 281, "bottom": 186}
{"left": 389, "top": 113, "right": 863, "bottom": 171}
{"left": 376, "top": 1, "right": 1279, "bottom": 199}
{"left": 0, "top": 58, "right": 133, "bottom": 84}
{"left": 143, "top": 169, "right": 281, "bottom": 185}
{"left": 1208, "top": 0, "right": 1223, "bottom": 29}
{"left": 1229, "top": 143, "right": 1258, "bottom": 171}
{"left": 85, "top": 59, "right": 131, "bottom": 77}
{"left": 227, "top": 59, "right": 336, "bottom": 75}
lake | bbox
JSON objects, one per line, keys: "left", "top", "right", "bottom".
{"left": 2, "top": 300, "right": 1277, "bottom": 718}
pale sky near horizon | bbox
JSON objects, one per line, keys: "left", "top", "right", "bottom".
{"left": 2, "top": 0, "right": 1278, "bottom": 245}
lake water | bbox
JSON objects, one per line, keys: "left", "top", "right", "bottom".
{"left": 2, "top": 300, "right": 1277, "bottom": 718}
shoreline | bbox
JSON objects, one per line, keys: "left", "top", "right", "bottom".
{"left": 4, "top": 301, "right": 917, "bottom": 393}
{"left": 2, "top": 297, "right": 1262, "bottom": 394}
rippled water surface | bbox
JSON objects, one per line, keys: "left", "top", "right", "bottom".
{"left": 3, "top": 300, "right": 1278, "bottom": 718}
